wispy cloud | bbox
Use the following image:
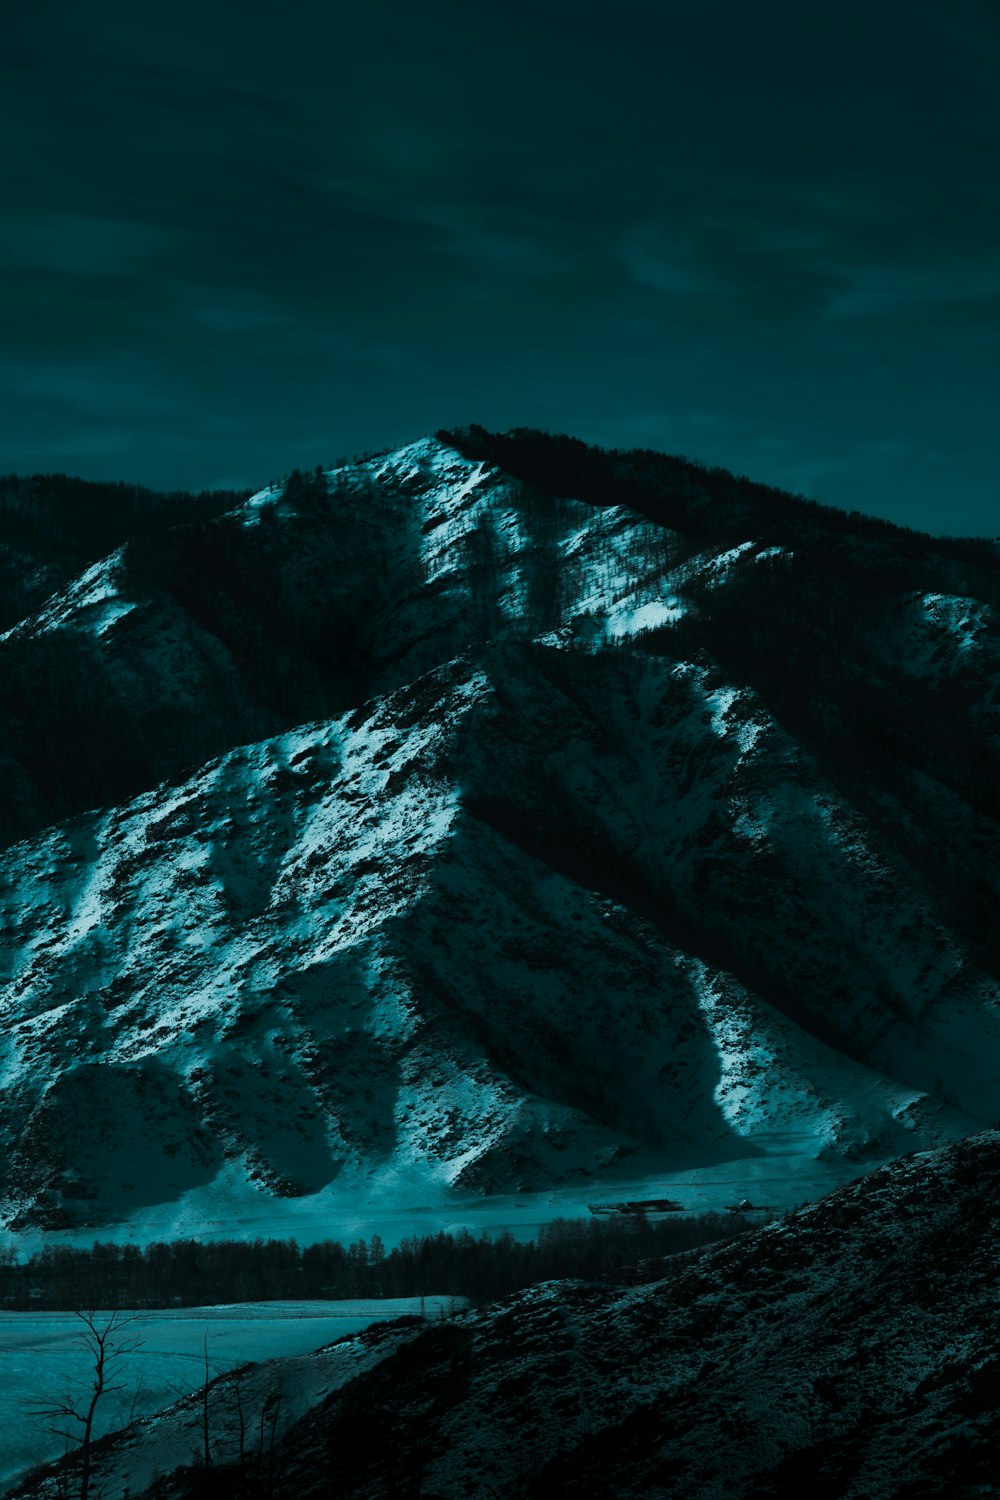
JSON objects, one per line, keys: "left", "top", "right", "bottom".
{"left": 823, "top": 264, "right": 1000, "bottom": 320}
{"left": 0, "top": 0, "right": 997, "bottom": 527}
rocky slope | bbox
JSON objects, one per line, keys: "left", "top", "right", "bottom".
{"left": 22, "top": 1131, "right": 1000, "bottom": 1500}
{"left": 235, "top": 1127, "right": 1000, "bottom": 1500}
{"left": 0, "top": 434, "right": 998, "bottom": 1229}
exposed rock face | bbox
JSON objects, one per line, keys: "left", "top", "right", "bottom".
{"left": 0, "top": 434, "right": 998, "bottom": 1226}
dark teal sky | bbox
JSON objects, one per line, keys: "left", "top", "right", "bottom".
{"left": 2, "top": 0, "right": 997, "bottom": 532}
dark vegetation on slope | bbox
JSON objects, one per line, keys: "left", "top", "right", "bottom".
{"left": 0, "top": 473, "right": 250, "bottom": 632}
{"left": 440, "top": 424, "right": 1000, "bottom": 568}
{"left": 135, "top": 1132, "right": 1000, "bottom": 1500}
{"left": 445, "top": 427, "right": 1000, "bottom": 973}
{"left": 0, "top": 473, "right": 254, "bottom": 849}
{"left": 464, "top": 782, "right": 855, "bottom": 1060}
{"left": 0, "top": 1212, "right": 751, "bottom": 1310}
{"left": 0, "top": 467, "right": 394, "bottom": 849}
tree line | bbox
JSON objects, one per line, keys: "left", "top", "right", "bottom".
{"left": 0, "top": 1212, "right": 752, "bottom": 1310}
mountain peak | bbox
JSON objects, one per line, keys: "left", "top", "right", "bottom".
{"left": 0, "top": 433, "right": 997, "bottom": 1232}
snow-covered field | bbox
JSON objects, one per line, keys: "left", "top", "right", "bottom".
{"left": 0, "top": 1132, "right": 860, "bottom": 1264}
{"left": 0, "top": 1298, "right": 461, "bottom": 1490}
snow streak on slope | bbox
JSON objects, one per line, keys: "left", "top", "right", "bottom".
{"left": 0, "top": 551, "right": 136, "bottom": 643}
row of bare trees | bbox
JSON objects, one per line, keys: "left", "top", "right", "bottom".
{"left": 6, "top": 1212, "right": 751, "bottom": 1311}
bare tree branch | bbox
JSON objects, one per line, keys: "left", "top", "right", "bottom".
{"left": 24, "top": 1310, "right": 145, "bottom": 1500}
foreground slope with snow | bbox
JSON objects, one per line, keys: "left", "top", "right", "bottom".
{"left": 19, "top": 1132, "right": 1000, "bottom": 1500}
{"left": 0, "top": 1299, "right": 462, "bottom": 1493}
{"left": 0, "top": 432, "right": 998, "bottom": 1230}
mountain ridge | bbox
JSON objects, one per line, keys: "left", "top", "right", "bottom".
{"left": 0, "top": 433, "right": 997, "bottom": 1231}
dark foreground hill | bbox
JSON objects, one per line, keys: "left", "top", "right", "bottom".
{"left": 19, "top": 1131, "right": 1000, "bottom": 1500}
{"left": 243, "top": 1132, "right": 1000, "bottom": 1500}
{"left": 0, "top": 433, "right": 998, "bottom": 1228}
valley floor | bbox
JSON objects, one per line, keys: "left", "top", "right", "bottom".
{"left": 3, "top": 1134, "right": 864, "bottom": 1259}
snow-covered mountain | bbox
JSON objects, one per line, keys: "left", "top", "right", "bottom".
{"left": 0, "top": 432, "right": 998, "bottom": 1230}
